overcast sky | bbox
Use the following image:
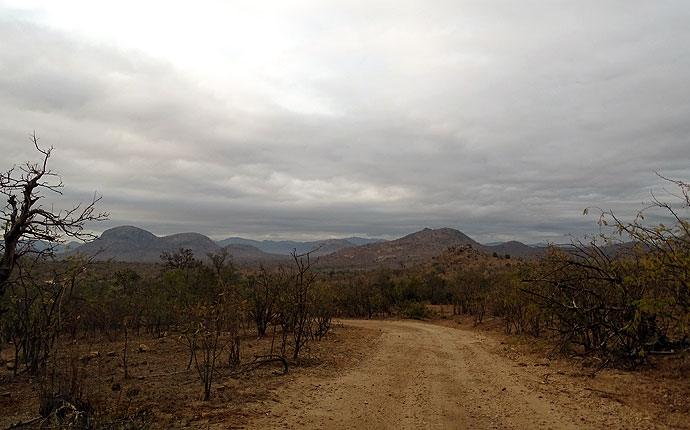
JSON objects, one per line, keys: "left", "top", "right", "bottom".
{"left": 1, "top": 1, "right": 689, "bottom": 243}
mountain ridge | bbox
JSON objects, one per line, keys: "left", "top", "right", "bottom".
{"left": 60, "top": 226, "right": 540, "bottom": 266}
{"left": 316, "top": 227, "right": 541, "bottom": 269}
{"left": 60, "top": 226, "right": 289, "bottom": 263}
{"left": 216, "top": 236, "right": 385, "bottom": 255}
{"left": 316, "top": 227, "right": 478, "bottom": 269}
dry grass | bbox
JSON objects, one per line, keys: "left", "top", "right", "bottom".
{"left": 0, "top": 322, "right": 377, "bottom": 429}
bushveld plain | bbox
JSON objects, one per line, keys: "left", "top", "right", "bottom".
{"left": 2, "top": 214, "right": 689, "bottom": 428}
{"left": 3, "top": 2, "right": 690, "bottom": 428}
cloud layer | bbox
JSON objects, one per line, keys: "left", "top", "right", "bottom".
{"left": 1, "top": 1, "right": 689, "bottom": 243}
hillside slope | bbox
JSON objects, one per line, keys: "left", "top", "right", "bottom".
{"left": 61, "top": 226, "right": 288, "bottom": 263}
{"left": 482, "top": 240, "right": 542, "bottom": 259}
{"left": 316, "top": 228, "right": 482, "bottom": 268}
{"left": 316, "top": 228, "right": 542, "bottom": 269}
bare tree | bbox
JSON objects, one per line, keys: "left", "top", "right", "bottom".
{"left": 247, "top": 265, "right": 284, "bottom": 337}
{"left": 279, "top": 249, "right": 318, "bottom": 360}
{"left": 0, "top": 133, "right": 108, "bottom": 310}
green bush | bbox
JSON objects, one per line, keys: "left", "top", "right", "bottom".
{"left": 401, "top": 301, "right": 434, "bottom": 319}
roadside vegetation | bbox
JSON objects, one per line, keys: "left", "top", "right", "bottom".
{"left": 1, "top": 140, "right": 340, "bottom": 427}
{"left": 326, "top": 176, "right": 689, "bottom": 370}
{"left": 1, "top": 245, "right": 342, "bottom": 427}
{"left": 1, "top": 140, "right": 688, "bottom": 427}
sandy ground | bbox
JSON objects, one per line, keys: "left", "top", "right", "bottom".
{"left": 2, "top": 318, "right": 686, "bottom": 428}
{"left": 245, "top": 319, "right": 686, "bottom": 430}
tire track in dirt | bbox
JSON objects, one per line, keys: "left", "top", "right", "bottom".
{"left": 244, "top": 319, "right": 669, "bottom": 429}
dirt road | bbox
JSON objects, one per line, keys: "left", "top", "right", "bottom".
{"left": 245, "top": 319, "right": 676, "bottom": 429}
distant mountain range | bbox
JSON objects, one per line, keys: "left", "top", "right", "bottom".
{"left": 60, "top": 226, "right": 289, "bottom": 263}
{"left": 58, "top": 226, "right": 386, "bottom": 263}
{"left": 58, "top": 225, "right": 542, "bottom": 266}
{"left": 482, "top": 240, "right": 539, "bottom": 258}
{"left": 27, "top": 240, "right": 81, "bottom": 255}
{"left": 216, "top": 236, "right": 384, "bottom": 256}
{"left": 315, "top": 227, "right": 541, "bottom": 269}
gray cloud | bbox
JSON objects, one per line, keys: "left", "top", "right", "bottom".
{"left": 1, "top": 2, "right": 689, "bottom": 244}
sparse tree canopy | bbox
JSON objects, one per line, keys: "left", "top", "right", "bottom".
{"left": 0, "top": 132, "right": 108, "bottom": 303}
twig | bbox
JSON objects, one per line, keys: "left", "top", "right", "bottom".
{"left": 7, "top": 416, "right": 44, "bottom": 429}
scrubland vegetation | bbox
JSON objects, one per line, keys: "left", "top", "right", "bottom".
{"left": 0, "top": 245, "right": 342, "bottom": 427}
{"left": 328, "top": 176, "right": 690, "bottom": 369}
{"left": 1, "top": 142, "right": 688, "bottom": 427}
